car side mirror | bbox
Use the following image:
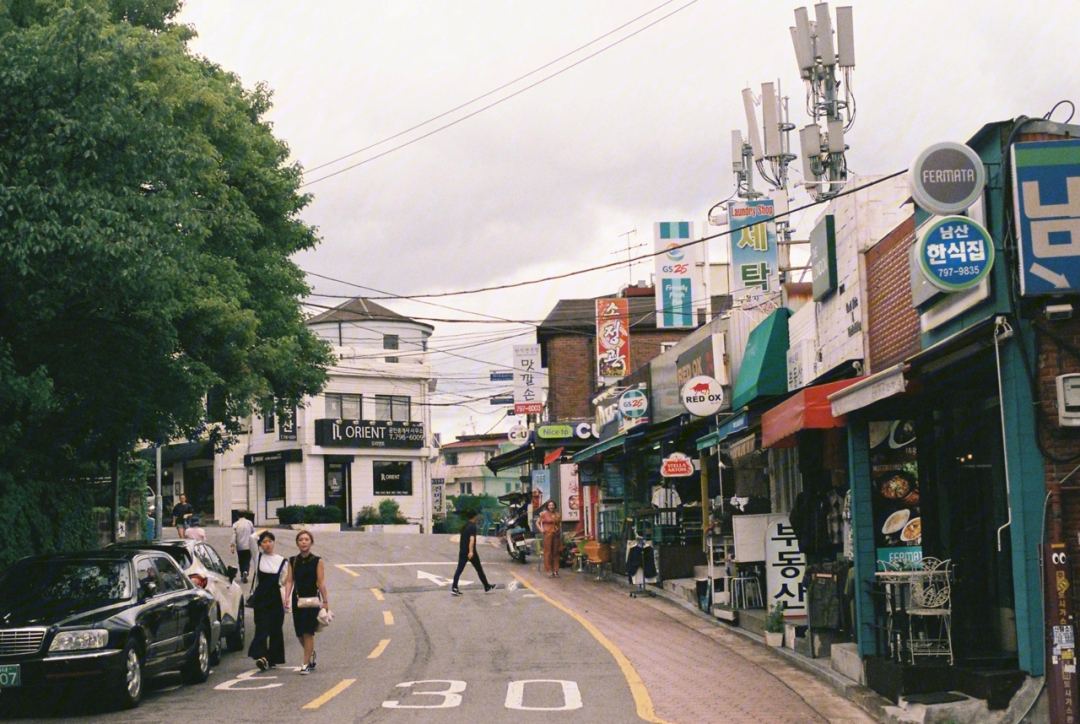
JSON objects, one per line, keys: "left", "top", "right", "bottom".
{"left": 141, "top": 581, "right": 158, "bottom": 599}
{"left": 227, "top": 566, "right": 238, "bottom": 584}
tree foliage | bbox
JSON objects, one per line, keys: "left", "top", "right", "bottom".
{"left": 0, "top": 0, "right": 332, "bottom": 562}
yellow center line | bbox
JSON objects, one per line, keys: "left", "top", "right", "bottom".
{"left": 382, "top": 610, "right": 394, "bottom": 625}
{"left": 510, "top": 572, "right": 677, "bottom": 724}
{"left": 335, "top": 564, "right": 359, "bottom": 577}
{"left": 301, "top": 678, "right": 356, "bottom": 709}
{"left": 370, "top": 588, "right": 384, "bottom": 601}
{"left": 368, "top": 638, "right": 391, "bottom": 658}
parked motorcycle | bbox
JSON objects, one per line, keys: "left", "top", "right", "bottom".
{"left": 496, "top": 491, "right": 534, "bottom": 563}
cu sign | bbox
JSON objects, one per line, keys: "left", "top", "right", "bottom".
{"left": 680, "top": 376, "right": 724, "bottom": 417}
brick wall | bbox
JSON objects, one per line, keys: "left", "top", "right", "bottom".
{"left": 544, "top": 329, "right": 690, "bottom": 421}
{"left": 865, "top": 215, "right": 921, "bottom": 371}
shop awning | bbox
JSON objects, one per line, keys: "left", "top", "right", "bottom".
{"left": 696, "top": 410, "right": 749, "bottom": 451}
{"left": 571, "top": 433, "right": 626, "bottom": 464}
{"left": 761, "top": 377, "right": 864, "bottom": 449}
{"left": 828, "top": 363, "right": 907, "bottom": 417}
{"left": 731, "top": 308, "right": 791, "bottom": 410}
{"left": 486, "top": 443, "right": 535, "bottom": 473}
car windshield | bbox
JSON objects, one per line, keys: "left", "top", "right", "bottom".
{"left": 0, "top": 560, "right": 132, "bottom": 609}
{"left": 158, "top": 546, "right": 193, "bottom": 569}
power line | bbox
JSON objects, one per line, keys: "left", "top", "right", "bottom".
{"left": 302, "top": 0, "right": 679, "bottom": 176}
{"left": 299, "top": 0, "right": 700, "bottom": 187}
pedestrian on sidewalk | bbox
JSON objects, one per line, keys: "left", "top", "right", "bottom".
{"left": 285, "top": 529, "right": 329, "bottom": 675}
{"left": 538, "top": 500, "right": 562, "bottom": 578}
{"left": 248, "top": 531, "right": 289, "bottom": 671}
{"left": 231, "top": 512, "right": 255, "bottom": 583}
{"left": 451, "top": 509, "right": 494, "bottom": 596}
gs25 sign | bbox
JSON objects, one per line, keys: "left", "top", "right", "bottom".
{"left": 662, "top": 264, "right": 689, "bottom": 275}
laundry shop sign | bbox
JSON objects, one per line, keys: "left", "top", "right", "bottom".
{"left": 314, "top": 419, "right": 424, "bottom": 449}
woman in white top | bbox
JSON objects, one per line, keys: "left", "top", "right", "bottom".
{"left": 247, "top": 531, "right": 290, "bottom": 670}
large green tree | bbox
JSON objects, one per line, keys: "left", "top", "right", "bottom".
{"left": 0, "top": 0, "right": 332, "bottom": 563}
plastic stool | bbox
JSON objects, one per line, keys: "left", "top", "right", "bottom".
{"left": 731, "top": 576, "right": 764, "bottom": 609}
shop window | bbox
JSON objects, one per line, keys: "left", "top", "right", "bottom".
{"left": 373, "top": 461, "right": 413, "bottom": 495}
{"left": 384, "top": 334, "right": 399, "bottom": 364}
{"left": 326, "top": 393, "right": 361, "bottom": 419}
{"left": 459, "top": 482, "right": 472, "bottom": 495}
{"left": 444, "top": 452, "right": 458, "bottom": 466}
{"left": 265, "top": 464, "right": 286, "bottom": 501}
{"left": 374, "top": 395, "right": 410, "bottom": 421}
{"left": 263, "top": 412, "right": 275, "bottom": 434}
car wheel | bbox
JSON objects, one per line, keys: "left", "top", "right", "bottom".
{"left": 114, "top": 640, "right": 144, "bottom": 710}
{"left": 226, "top": 602, "right": 246, "bottom": 652}
{"left": 181, "top": 623, "right": 211, "bottom": 684}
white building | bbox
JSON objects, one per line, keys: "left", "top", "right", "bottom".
{"left": 430, "top": 434, "right": 525, "bottom": 499}
{"left": 214, "top": 298, "right": 437, "bottom": 530}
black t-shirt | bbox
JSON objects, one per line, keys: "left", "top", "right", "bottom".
{"left": 171, "top": 502, "right": 193, "bottom": 522}
{"left": 459, "top": 521, "right": 477, "bottom": 557}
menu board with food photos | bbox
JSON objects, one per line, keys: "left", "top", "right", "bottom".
{"left": 868, "top": 420, "right": 922, "bottom": 569}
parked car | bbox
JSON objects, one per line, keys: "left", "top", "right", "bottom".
{"left": 108, "top": 540, "right": 245, "bottom": 662}
{"left": 0, "top": 550, "right": 215, "bottom": 709}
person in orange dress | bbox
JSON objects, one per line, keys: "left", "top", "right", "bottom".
{"left": 538, "top": 501, "right": 562, "bottom": 578}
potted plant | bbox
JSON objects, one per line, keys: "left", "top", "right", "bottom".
{"left": 763, "top": 601, "right": 786, "bottom": 646}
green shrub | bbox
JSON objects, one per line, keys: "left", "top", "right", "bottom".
{"left": 378, "top": 498, "right": 408, "bottom": 524}
{"left": 355, "top": 505, "right": 379, "bottom": 526}
{"left": 277, "top": 505, "right": 343, "bottom": 525}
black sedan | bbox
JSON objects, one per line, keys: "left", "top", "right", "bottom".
{"left": 0, "top": 549, "right": 216, "bottom": 710}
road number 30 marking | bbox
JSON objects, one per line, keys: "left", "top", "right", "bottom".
{"left": 383, "top": 679, "right": 582, "bottom": 711}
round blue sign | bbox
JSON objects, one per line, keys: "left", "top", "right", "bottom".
{"left": 916, "top": 215, "right": 995, "bottom": 292}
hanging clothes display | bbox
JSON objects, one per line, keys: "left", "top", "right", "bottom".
{"left": 625, "top": 538, "right": 657, "bottom": 585}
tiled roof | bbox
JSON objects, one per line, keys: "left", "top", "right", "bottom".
{"left": 307, "top": 298, "right": 433, "bottom": 330}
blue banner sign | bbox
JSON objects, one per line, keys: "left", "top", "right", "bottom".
{"left": 1013, "top": 139, "right": 1080, "bottom": 296}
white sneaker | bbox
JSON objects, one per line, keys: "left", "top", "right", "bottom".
{"left": 299, "top": 664, "right": 311, "bottom": 675}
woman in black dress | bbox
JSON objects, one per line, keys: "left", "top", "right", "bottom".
{"left": 285, "top": 529, "right": 328, "bottom": 674}
{"left": 247, "top": 531, "right": 289, "bottom": 670}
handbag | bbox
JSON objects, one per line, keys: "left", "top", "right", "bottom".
{"left": 296, "top": 596, "right": 322, "bottom": 608}
{"left": 244, "top": 552, "right": 262, "bottom": 608}
{"left": 315, "top": 607, "right": 333, "bottom": 632}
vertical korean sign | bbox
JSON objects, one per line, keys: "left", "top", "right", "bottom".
{"left": 654, "top": 221, "right": 699, "bottom": 328}
{"left": 729, "top": 199, "right": 779, "bottom": 300}
{"left": 596, "top": 298, "right": 629, "bottom": 379}
{"left": 513, "top": 345, "right": 543, "bottom": 415}
{"left": 766, "top": 517, "right": 806, "bottom": 616}
{"left": 1046, "top": 543, "right": 1077, "bottom": 724}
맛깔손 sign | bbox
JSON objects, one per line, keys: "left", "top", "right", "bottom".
{"left": 916, "top": 216, "right": 995, "bottom": 292}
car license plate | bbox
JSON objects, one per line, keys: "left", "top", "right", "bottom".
{"left": 0, "top": 664, "right": 19, "bottom": 688}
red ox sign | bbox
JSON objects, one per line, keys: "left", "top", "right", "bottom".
{"left": 660, "top": 452, "right": 695, "bottom": 477}
{"left": 680, "top": 375, "right": 724, "bottom": 417}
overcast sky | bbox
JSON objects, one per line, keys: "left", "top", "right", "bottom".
{"left": 176, "top": 0, "right": 1079, "bottom": 439}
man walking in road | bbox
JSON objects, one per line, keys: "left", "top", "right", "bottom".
{"left": 451, "top": 509, "right": 495, "bottom": 596}
{"left": 171, "top": 494, "right": 193, "bottom": 539}
{"left": 231, "top": 512, "right": 255, "bottom": 583}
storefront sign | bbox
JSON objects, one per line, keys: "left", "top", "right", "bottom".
{"left": 531, "top": 469, "right": 551, "bottom": 512}
{"left": 654, "top": 221, "right": 699, "bottom": 328}
{"left": 1013, "top": 139, "right": 1080, "bottom": 296}
{"left": 279, "top": 407, "right": 297, "bottom": 441}
{"left": 810, "top": 214, "right": 838, "bottom": 301}
{"left": 729, "top": 199, "right": 779, "bottom": 299}
{"left": 916, "top": 216, "right": 995, "bottom": 292}
{"left": 373, "top": 461, "right": 412, "bottom": 495}
{"left": 868, "top": 420, "right": 921, "bottom": 566}
{"left": 765, "top": 518, "right": 806, "bottom": 616}
{"left": 596, "top": 298, "right": 630, "bottom": 379}
{"left": 507, "top": 424, "right": 530, "bottom": 447}
{"left": 660, "top": 452, "right": 695, "bottom": 478}
{"left": 1046, "top": 542, "right": 1077, "bottom": 723}
{"left": 536, "top": 422, "right": 597, "bottom": 440}
{"left": 513, "top": 344, "right": 543, "bottom": 415}
{"left": 243, "top": 449, "right": 303, "bottom": 467}
{"left": 618, "top": 387, "right": 649, "bottom": 433}
{"left": 314, "top": 419, "right": 424, "bottom": 449}
{"left": 601, "top": 459, "right": 625, "bottom": 498}
{"left": 432, "top": 479, "right": 444, "bottom": 513}
{"left": 677, "top": 334, "right": 728, "bottom": 387}
{"left": 680, "top": 376, "right": 724, "bottom": 417}
{"left": 909, "top": 141, "right": 986, "bottom": 216}
{"left": 560, "top": 463, "right": 580, "bottom": 521}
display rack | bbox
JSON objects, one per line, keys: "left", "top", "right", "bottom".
{"left": 706, "top": 533, "right": 735, "bottom": 609}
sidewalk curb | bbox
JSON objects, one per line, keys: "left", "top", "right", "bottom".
{"left": 622, "top": 577, "right": 892, "bottom": 723}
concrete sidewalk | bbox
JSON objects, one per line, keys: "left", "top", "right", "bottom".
{"left": 511, "top": 559, "right": 881, "bottom": 724}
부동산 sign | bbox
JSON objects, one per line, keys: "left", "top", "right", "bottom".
{"left": 1013, "top": 139, "right": 1080, "bottom": 296}
{"left": 916, "top": 216, "right": 995, "bottom": 292}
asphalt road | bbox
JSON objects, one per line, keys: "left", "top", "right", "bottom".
{"left": 2, "top": 526, "right": 642, "bottom": 723}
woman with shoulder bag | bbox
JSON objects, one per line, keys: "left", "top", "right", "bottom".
{"left": 285, "top": 529, "right": 329, "bottom": 674}
{"left": 247, "top": 531, "right": 290, "bottom": 670}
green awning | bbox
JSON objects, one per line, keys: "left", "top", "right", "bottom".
{"left": 731, "top": 307, "right": 791, "bottom": 410}
{"left": 696, "top": 410, "right": 749, "bottom": 451}
{"left": 571, "top": 433, "right": 626, "bottom": 463}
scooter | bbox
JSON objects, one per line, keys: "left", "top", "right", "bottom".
{"left": 496, "top": 491, "right": 534, "bottom": 563}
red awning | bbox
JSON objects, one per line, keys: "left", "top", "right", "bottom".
{"left": 543, "top": 447, "right": 565, "bottom": 465}
{"left": 761, "top": 377, "right": 865, "bottom": 449}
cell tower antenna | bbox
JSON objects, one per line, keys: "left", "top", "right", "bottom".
{"left": 790, "top": 2, "right": 856, "bottom": 201}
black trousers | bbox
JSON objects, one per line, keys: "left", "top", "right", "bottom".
{"left": 248, "top": 602, "right": 286, "bottom": 665}
{"left": 452, "top": 553, "right": 490, "bottom": 589}
{"left": 237, "top": 549, "right": 252, "bottom": 578}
